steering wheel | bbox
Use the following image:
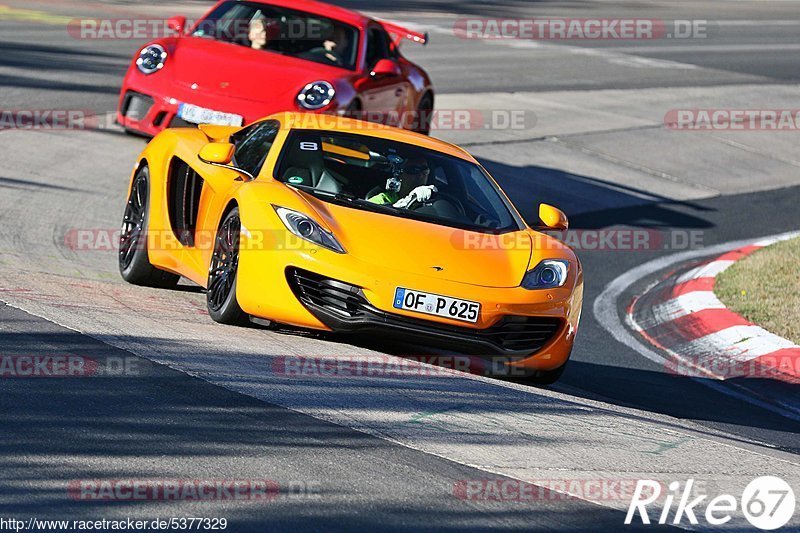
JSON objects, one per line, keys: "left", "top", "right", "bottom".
{"left": 475, "top": 213, "right": 501, "bottom": 229}
{"left": 434, "top": 192, "right": 467, "bottom": 217}
{"left": 408, "top": 192, "right": 469, "bottom": 222}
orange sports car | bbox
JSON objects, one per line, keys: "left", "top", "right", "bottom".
{"left": 118, "top": 113, "right": 583, "bottom": 383}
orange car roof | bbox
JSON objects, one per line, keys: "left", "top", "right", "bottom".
{"left": 272, "top": 112, "right": 478, "bottom": 163}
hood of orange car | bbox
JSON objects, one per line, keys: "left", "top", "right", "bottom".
{"left": 169, "top": 37, "right": 346, "bottom": 102}
{"left": 314, "top": 202, "right": 532, "bottom": 288}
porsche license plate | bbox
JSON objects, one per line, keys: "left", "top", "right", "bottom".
{"left": 178, "top": 103, "right": 243, "bottom": 126}
{"left": 393, "top": 288, "right": 480, "bottom": 323}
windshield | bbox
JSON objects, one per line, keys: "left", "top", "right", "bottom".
{"left": 275, "top": 130, "right": 524, "bottom": 233}
{"left": 191, "top": 1, "right": 360, "bottom": 70}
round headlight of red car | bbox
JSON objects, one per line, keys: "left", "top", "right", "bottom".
{"left": 136, "top": 44, "right": 167, "bottom": 75}
{"left": 297, "top": 81, "right": 335, "bottom": 110}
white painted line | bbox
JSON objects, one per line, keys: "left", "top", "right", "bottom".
{"left": 676, "top": 259, "right": 735, "bottom": 283}
{"left": 595, "top": 230, "right": 800, "bottom": 422}
{"left": 753, "top": 232, "right": 799, "bottom": 247}
{"left": 567, "top": 47, "right": 699, "bottom": 70}
{"left": 674, "top": 325, "right": 798, "bottom": 361}
{"left": 647, "top": 291, "right": 726, "bottom": 326}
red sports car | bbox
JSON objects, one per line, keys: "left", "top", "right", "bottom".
{"left": 117, "top": 0, "right": 433, "bottom": 136}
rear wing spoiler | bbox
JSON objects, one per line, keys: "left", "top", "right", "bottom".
{"left": 379, "top": 20, "right": 428, "bottom": 46}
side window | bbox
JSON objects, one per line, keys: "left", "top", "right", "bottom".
{"left": 462, "top": 166, "right": 516, "bottom": 228}
{"left": 365, "top": 28, "right": 393, "bottom": 69}
{"left": 232, "top": 120, "right": 280, "bottom": 177}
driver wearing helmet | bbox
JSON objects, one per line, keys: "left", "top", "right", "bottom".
{"left": 369, "top": 157, "right": 437, "bottom": 208}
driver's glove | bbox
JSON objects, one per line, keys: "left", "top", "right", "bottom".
{"left": 394, "top": 185, "right": 438, "bottom": 209}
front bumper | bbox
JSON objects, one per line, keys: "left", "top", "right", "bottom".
{"left": 239, "top": 254, "right": 580, "bottom": 370}
{"left": 118, "top": 87, "right": 263, "bottom": 137}
{"left": 117, "top": 70, "right": 304, "bottom": 136}
{"left": 287, "top": 268, "right": 565, "bottom": 358}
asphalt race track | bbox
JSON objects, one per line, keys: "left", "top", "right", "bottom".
{"left": 1, "top": 0, "right": 799, "bottom": 531}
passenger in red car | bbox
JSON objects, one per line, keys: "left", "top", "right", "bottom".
{"left": 248, "top": 18, "right": 270, "bottom": 50}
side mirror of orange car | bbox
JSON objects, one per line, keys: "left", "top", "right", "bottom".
{"left": 370, "top": 59, "right": 401, "bottom": 78}
{"left": 199, "top": 142, "right": 234, "bottom": 165}
{"left": 538, "top": 204, "right": 569, "bottom": 230}
{"left": 198, "top": 143, "right": 255, "bottom": 181}
{"left": 167, "top": 15, "right": 187, "bottom": 35}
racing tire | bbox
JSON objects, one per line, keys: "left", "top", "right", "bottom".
{"left": 414, "top": 93, "right": 434, "bottom": 135}
{"left": 206, "top": 207, "right": 249, "bottom": 326}
{"left": 118, "top": 165, "right": 180, "bottom": 289}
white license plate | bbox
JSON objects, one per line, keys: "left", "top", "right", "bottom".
{"left": 393, "top": 288, "right": 480, "bottom": 324}
{"left": 177, "top": 103, "right": 243, "bottom": 126}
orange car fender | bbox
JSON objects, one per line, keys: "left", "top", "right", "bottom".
{"left": 133, "top": 130, "right": 187, "bottom": 277}
{"left": 230, "top": 182, "right": 331, "bottom": 329}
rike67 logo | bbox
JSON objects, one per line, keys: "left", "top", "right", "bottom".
{"left": 626, "top": 477, "right": 795, "bottom": 530}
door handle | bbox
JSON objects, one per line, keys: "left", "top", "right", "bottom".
{"left": 395, "top": 88, "right": 404, "bottom": 97}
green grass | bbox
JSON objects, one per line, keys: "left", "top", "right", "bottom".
{"left": 715, "top": 236, "right": 800, "bottom": 344}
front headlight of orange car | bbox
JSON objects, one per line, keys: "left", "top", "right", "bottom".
{"left": 521, "top": 259, "right": 569, "bottom": 290}
{"left": 273, "top": 206, "right": 346, "bottom": 254}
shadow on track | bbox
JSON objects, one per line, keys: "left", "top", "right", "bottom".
{"left": 0, "top": 302, "right": 674, "bottom": 532}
